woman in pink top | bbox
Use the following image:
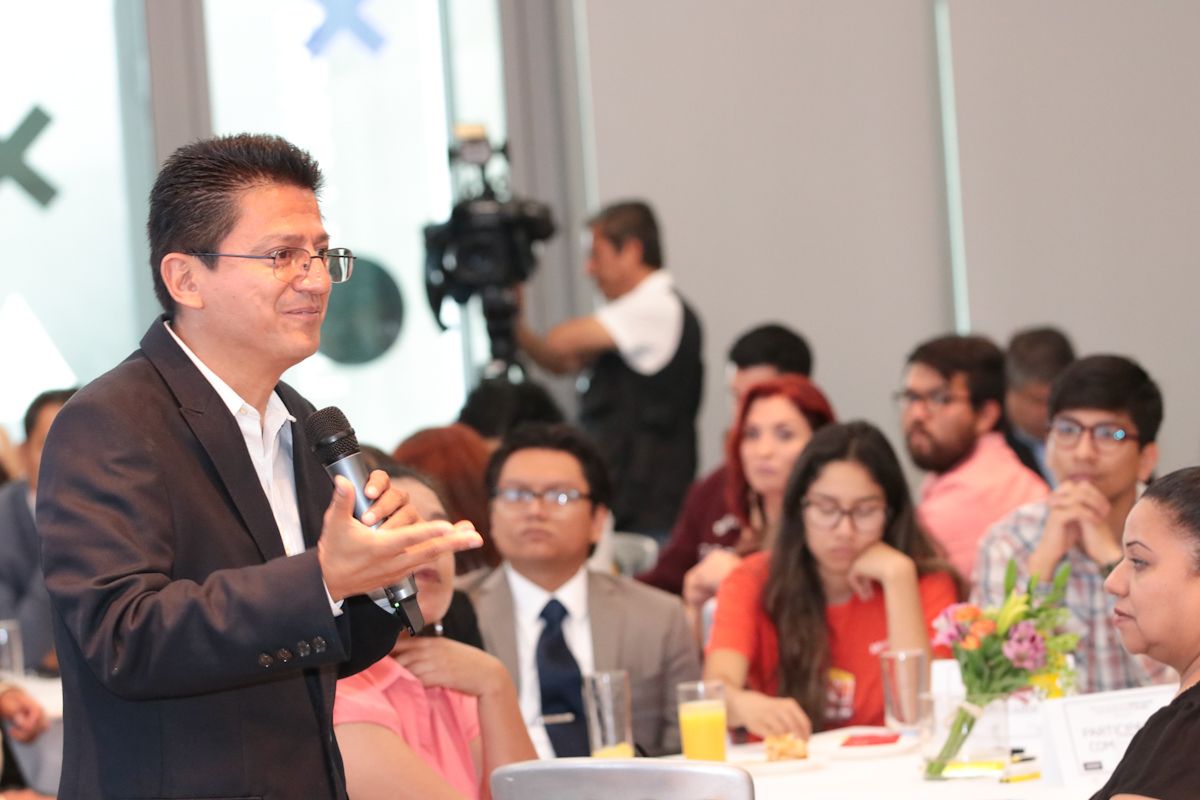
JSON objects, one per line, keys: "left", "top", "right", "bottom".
{"left": 335, "top": 464, "right": 535, "bottom": 800}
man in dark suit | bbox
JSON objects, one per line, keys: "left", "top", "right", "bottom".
{"left": 37, "top": 134, "right": 482, "bottom": 799}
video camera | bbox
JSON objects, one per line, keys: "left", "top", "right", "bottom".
{"left": 424, "top": 127, "right": 556, "bottom": 370}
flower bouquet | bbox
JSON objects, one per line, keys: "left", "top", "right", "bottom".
{"left": 923, "top": 561, "right": 1079, "bottom": 780}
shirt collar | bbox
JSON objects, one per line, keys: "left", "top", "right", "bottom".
{"left": 505, "top": 562, "right": 590, "bottom": 626}
{"left": 163, "top": 320, "right": 295, "bottom": 428}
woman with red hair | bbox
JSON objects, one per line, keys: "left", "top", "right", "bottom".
{"left": 393, "top": 424, "right": 500, "bottom": 585}
{"left": 681, "top": 375, "right": 836, "bottom": 638}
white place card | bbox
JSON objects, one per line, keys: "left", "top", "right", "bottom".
{"left": 1041, "top": 683, "right": 1176, "bottom": 788}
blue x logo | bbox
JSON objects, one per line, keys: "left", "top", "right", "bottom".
{"left": 0, "top": 106, "right": 57, "bottom": 207}
{"left": 307, "top": 0, "right": 385, "bottom": 56}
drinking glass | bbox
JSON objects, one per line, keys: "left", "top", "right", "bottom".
{"left": 676, "top": 680, "right": 727, "bottom": 761}
{"left": 880, "top": 648, "right": 929, "bottom": 736}
{"left": 584, "top": 670, "right": 634, "bottom": 758}
{"left": 0, "top": 619, "right": 24, "bottom": 677}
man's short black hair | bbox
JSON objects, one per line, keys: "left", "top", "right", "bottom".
{"left": 485, "top": 423, "right": 613, "bottom": 509}
{"left": 587, "top": 200, "right": 663, "bottom": 268}
{"left": 907, "top": 334, "right": 1005, "bottom": 415}
{"left": 458, "top": 378, "right": 565, "bottom": 440}
{"left": 1006, "top": 326, "right": 1075, "bottom": 388}
{"left": 728, "top": 323, "right": 813, "bottom": 377}
{"left": 147, "top": 133, "right": 325, "bottom": 314}
{"left": 1049, "top": 355, "right": 1163, "bottom": 445}
{"left": 24, "top": 388, "right": 77, "bottom": 438}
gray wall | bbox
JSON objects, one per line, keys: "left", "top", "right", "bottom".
{"left": 578, "top": 0, "right": 954, "bottom": 472}
{"left": 568, "top": 0, "right": 1200, "bottom": 476}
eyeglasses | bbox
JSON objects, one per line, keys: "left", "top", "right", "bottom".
{"left": 801, "top": 498, "right": 889, "bottom": 531}
{"left": 1049, "top": 417, "right": 1138, "bottom": 451}
{"left": 892, "top": 388, "right": 971, "bottom": 412}
{"left": 493, "top": 487, "right": 592, "bottom": 510}
{"left": 188, "top": 247, "right": 355, "bottom": 284}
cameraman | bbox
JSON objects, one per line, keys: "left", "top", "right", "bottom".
{"left": 515, "top": 200, "right": 703, "bottom": 541}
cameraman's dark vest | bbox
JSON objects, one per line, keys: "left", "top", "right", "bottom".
{"left": 579, "top": 295, "right": 703, "bottom": 534}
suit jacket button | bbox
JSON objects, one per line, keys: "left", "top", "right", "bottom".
{"left": 258, "top": 652, "right": 274, "bottom": 668}
{"left": 312, "top": 636, "right": 327, "bottom": 654}
{"left": 277, "top": 648, "right": 293, "bottom": 663}
{"left": 296, "top": 640, "right": 312, "bottom": 657}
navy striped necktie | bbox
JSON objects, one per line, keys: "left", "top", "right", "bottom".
{"left": 537, "top": 598, "right": 589, "bottom": 756}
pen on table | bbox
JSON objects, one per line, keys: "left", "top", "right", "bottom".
{"left": 1000, "top": 771, "right": 1041, "bottom": 784}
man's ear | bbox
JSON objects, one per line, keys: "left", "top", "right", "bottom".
{"left": 589, "top": 503, "right": 610, "bottom": 545}
{"left": 974, "top": 399, "right": 1003, "bottom": 437}
{"left": 617, "top": 237, "right": 644, "bottom": 268}
{"left": 1137, "top": 441, "right": 1160, "bottom": 484}
{"left": 160, "top": 253, "right": 205, "bottom": 310}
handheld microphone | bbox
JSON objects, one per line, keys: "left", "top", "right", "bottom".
{"left": 304, "top": 406, "right": 424, "bottom": 635}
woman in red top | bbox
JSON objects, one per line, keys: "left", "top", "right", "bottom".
{"left": 706, "top": 421, "right": 963, "bottom": 738}
{"left": 680, "top": 376, "right": 835, "bottom": 639}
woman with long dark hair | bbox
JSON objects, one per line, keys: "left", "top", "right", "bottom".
{"left": 705, "top": 421, "right": 962, "bottom": 737}
{"left": 680, "top": 375, "right": 834, "bottom": 636}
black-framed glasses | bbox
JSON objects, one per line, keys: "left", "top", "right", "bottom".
{"left": 892, "top": 388, "right": 971, "bottom": 412}
{"left": 188, "top": 247, "right": 355, "bottom": 284}
{"left": 801, "top": 498, "right": 889, "bottom": 531}
{"left": 493, "top": 487, "right": 592, "bottom": 510}
{"left": 1049, "top": 417, "right": 1138, "bottom": 451}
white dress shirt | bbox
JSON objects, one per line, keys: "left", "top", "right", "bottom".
{"left": 505, "top": 563, "right": 594, "bottom": 759}
{"left": 164, "top": 322, "right": 344, "bottom": 615}
{"left": 593, "top": 270, "right": 684, "bottom": 375}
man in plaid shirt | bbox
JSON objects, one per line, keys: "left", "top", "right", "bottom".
{"left": 974, "top": 355, "right": 1172, "bottom": 692}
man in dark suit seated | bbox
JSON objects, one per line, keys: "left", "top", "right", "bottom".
{"left": 472, "top": 423, "right": 699, "bottom": 757}
{"left": 37, "top": 133, "right": 482, "bottom": 800}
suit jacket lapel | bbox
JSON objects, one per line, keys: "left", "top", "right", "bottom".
{"left": 141, "top": 318, "right": 286, "bottom": 562}
{"left": 278, "top": 385, "right": 329, "bottom": 550}
{"left": 589, "top": 572, "right": 622, "bottom": 673}
{"left": 477, "top": 570, "right": 520, "bottom": 685}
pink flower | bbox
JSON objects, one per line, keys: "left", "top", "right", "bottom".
{"left": 1002, "top": 620, "right": 1047, "bottom": 671}
{"left": 932, "top": 604, "right": 971, "bottom": 648}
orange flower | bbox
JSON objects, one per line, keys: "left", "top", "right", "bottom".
{"left": 960, "top": 635, "right": 981, "bottom": 651}
{"left": 952, "top": 605, "right": 982, "bottom": 623}
{"left": 969, "top": 619, "right": 996, "bottom": 638}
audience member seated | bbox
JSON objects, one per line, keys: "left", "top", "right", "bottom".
{"left": 472, "top": 424, "right": 699, "bottom": 757}
{"left": 899, "top": 334, "right": 1048, "bottom": 581}
{"left": 706, "top": 422, "right": 961, "bottom": 738}
{"left": 975, "top": 355, "right": 1170, "bottom": 692}
{"left": 0, "top": 681, "right": 53, "bottom": 799}
{"left": 638, "top": 322, "right": 815, "bottom": 594}
{"left": 458, "top": 378, "right": 565, "bottom": 450}
{"left": 1089, "top": 467, "right": 1200, "bottom": 800}
{"left": 0, "top": 388, "right": 75, "bottom": 673}
{"left": 334, "top": 467, "right": 535, "bottom": 800}
{"left": 680, "top": 375, "right": 835, "bottom": 641}
{"left": 1004, "top": 326, "right": 1076, "bottom": 485}
{"left": 394, "top": 424, "right": 500, "bottom": 589}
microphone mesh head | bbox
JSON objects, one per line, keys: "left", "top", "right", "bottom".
{"left": 304, "top": 406, "right": 359, "bottom": 466}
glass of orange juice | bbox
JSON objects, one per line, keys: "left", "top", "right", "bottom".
{"left": 677, "top": 680, "right": 727, "bottom": 761}
{"left": 585, "top": 670, "right": 635, "bottom": 758}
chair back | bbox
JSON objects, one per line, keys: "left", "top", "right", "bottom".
{"left": 610, "top": 532, "right": 660, "bottom": 576}
{"left": 490, "top": 758, "right": 754, "bottom": 800}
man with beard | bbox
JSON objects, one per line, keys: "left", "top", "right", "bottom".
{"left": 897, "top": 334, "right": 1048, "bottom": 581}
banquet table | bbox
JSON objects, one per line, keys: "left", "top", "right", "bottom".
{"left": 726, "top": 733, "right": 1091, "bottom": 800}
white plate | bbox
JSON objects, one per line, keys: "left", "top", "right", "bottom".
{"left": 727, "top": 743, "right": 830, "bottom": 775}
{"left": 808, "top": 726, "right": 920, "bottom": 760}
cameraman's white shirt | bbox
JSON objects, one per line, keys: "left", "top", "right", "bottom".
{"left": 593, "top": 271, "right": 683, "bottom": 375}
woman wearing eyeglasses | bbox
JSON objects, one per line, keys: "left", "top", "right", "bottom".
{"left": 680, "top": 375, "right": 835, "bottom": 643}
{"left": 705, "top": 421, "right": 963, "bottom": 737}
{"left": 1086, "top": 466, "right": 1200, "bottom": 800}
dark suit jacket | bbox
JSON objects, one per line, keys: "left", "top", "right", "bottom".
{"left": 37, "top": 319, "right": 401, "bottom": 799}
{"left": 0, "top": 479, "right": 55, "bottom": 671}
{"left": 472, "top": 567, "right": 699, "bottom": 756}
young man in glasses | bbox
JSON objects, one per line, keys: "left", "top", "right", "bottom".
{"left": 37, "top": 134, "right": 482, "bottom": 799}
{"left": 472, "top": 423, "right": 699, "bottom": 758}
{"left": 898, "top": 334, "right": 1049, "bottom": 581}
{"left": 974, "top": 355, "right": 1170, "bottom": 692}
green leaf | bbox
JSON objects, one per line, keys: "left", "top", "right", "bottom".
{"left": 1004, "top": 559, "right": 1018, "bottom": 597}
